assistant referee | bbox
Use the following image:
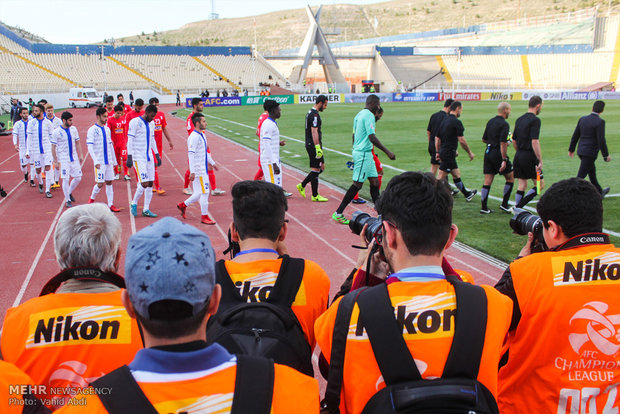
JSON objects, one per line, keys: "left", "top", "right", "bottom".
{"left": 512, "top": 95, "right": 544, "bottom": 209}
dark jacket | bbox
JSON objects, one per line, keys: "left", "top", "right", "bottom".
{"left": 568, "top": 113, "right": 609, "bottom": 159}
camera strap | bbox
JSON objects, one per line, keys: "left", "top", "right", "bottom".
{"left": 553, "top": 233, "right": 610, "bottom": 251}
{"left": 39, "top": 266, "right": 125, "bottom": 296}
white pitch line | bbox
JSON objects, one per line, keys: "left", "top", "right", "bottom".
{"left": 12, "top": 200, "right": 64, "bottom": 307}
{"left": 126, "top": 180, "right": 136, "bottom": 234}
{"left": 446, "top": 254, "right": 500, "bottom": 282}
{"left": 0, "top": 179, "right": 26, "bottom": 206}
{"left": 0, "top": 153, "right": 18, "bottom": 167}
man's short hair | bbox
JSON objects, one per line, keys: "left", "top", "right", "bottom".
{"left": 61, "top": 111, "right": 72, "bottom": 121}
{"left": 365, "top": 94, "right": 380, "bottom": 111}
{"left": 377, "top": 172, "right": 453, "bottom": 256}
{"left": 145, "top": 104, "right": 158, "bottom": 114}
{"left": 316, "top": 94, "right": 328, "bottom": 104}
{"left": 537, "top": 178, "right": 603, "bottom": 238}
{"left": 117, "top": 93, "right": 124, "bottom": 99}
{"left": 528, "top": 95, "right": 542, "bottom": 108}
{"left": 54, "top": 204, "right": 122, "bottom": 272}
{"left": 232, "top": 180, "right": 288, "bottom": 242}
{"left": 263, "top": 99, "right": 279, "bottom": 114}
{"left": 35, "top": 104, "right": 45, "bottom": 113}
{"left": 149, "top": 97, "right": 159, "bottom": 105}
{"left": 135, "top": 98, "right": 144, "bottom": 107}
{"left": 96, "top": 107, "right": 107, "bottom": 116}
{"left": 593, "top": 100, "right": 605, "bottom": 114}
{"left": 191, "top": 112, "right": 204, "bottom": 126}
{"left": 19, "top": 107, "right": 28, "bottom": 113}
{"left": 443, "top": 98, "right": 454, "bottom": 108}
{"left": 45, "top": 103, "right": 54, "bottom": 110}
{"left": 498, "top": 102, "right": 510, "bottom": 112}
{"left": 114, "top": 104, "right": 124, "bottom": 112}
{"left": 191, "top": 97, "right": 202, "bottom": 107}
{"left": 450, "top": 101, "right": 462, "bottom": 111}
{"left": 105, "top": 96, "right": 114, "bottom": 103}
{"left": 38, "top": 99, "right": 47, "bottom": 105}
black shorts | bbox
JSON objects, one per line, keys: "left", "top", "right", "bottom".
{"left": 306, "top": 146, "right": 324, "bottom": 169}
{"left": 483, "top": 147, "right": 513, "bottom": 175}
{"left": 428, "top": 143, "right": 440, "bottom": 165}
{"left": 439, "top": 151, "right": 458, "bottom": 172}
{"left": 513, "top": 150, "right": 538, "bottom": 179}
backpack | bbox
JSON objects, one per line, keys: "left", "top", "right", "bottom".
{"left": 206, "top": 255, "right": 314, "bottom": 376}
{"left": 92, "top": 355, "right": 274, "bottom": 414}
{"left": 323, "top": 276, "right": 499, "bottom": 414}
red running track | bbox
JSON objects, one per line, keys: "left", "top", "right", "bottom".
{"left": 0, "top": 104, "right": 506, "bottom": 323}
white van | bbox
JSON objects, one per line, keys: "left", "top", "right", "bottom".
{"left": 68, "top": 88, "right": 102, "bottom": 108}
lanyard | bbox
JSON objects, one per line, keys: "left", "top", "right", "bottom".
{"left": 386, "top": 272, "right": 446, "bottom": 283}
{"left": 234, "top": 248, "right": 278, "bottom": 257}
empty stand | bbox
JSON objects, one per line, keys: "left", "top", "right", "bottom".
{"left": 382, "top": 55, "right": 448, "bottom": 89}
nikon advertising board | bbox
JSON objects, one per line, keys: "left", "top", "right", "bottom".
{"left": 295, "top": 94, "right": 344, "bottom": 104}
{"left": 241, "top": 95, "right": 295, "bottom": 106}
{"left": 480, "top": 92, "right": 523, "bottom": 101}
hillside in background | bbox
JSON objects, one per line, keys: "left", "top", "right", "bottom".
{"left": 115, "top": 0, "right": 612, "bottom": 52}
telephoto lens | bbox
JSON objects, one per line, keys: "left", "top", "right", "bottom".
{"left": 349, "top": 211, "right": 383, "bottom": 244}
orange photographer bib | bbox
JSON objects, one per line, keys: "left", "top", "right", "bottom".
{"left": 224, "top": 258, "right": 330, "bottom": 348}
{"left": 315, "top": 280, "right": 512, "bottom": 414}
{"left": 56, "top": 361, "right": 319, "bottom": 413}
{"left": 2, "top": 290, "right": 143, "bottom": 410}
{"left": 498, "top": 243, "right": 620, "bottom": 414}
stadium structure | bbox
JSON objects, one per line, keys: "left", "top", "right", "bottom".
{"left": 1, "top": 5, "right": 620, "bottom": 111}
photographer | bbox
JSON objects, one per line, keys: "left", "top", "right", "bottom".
{"left": 495, "top": 178, "right": 620, "bottom": 413}
{"left": 315, "top": 172, "right": 512, "bottom": 413}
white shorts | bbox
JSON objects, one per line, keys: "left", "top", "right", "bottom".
{"left": 192, "top": 174, "right": 209, "bottom": 194}
{"left": 32, "top": 153, "right": 52, "bottom": 169}
{"left": 261, "top": 162, "right": 282, "bottom": 188}
{"left": 19, "top": 149, "right": 30, "bottom": 166}
{"left": 94, "top": 164, "right": 115, "bottom": 183}
{"left": 133, "top": 159, "right": 155, "bottom": 183}
{"left": 60, "top": 160, "right": 82, "bottom": 179}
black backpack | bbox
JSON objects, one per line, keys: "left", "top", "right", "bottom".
{"left": 92, "top": 355, "right": 274, "bottom": 414}
{"left": 323, "top": 276, "right": 499, "bottom": 414}
{"left": 206, "top": 255, "right": 314, "bottom": 376}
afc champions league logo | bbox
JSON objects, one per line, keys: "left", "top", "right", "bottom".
{"left": 569, "top": 302, "right": 620, "bottom": 356}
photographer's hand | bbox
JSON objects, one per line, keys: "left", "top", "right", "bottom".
{"left": 518, "top": 232, "right": 535, "bottom": 257}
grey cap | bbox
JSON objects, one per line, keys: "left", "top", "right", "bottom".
{"left": 125, "top": 217, "right": 215, "bottom": 319}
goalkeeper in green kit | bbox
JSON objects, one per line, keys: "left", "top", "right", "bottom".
{"left": 297, "top": 95, "right": 329, "bottom": 202}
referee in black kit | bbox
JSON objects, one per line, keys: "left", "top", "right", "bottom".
{"left": 568, "top": 100, "right": 612, "bottom": 196}
{"left": 435, "top": 101, "right": 477, "bottom": 201}
{"left": 297, "top": 95, "right": 329, "bottom": 202}
{"left": 426, "top": 98, "right": 453, "bottom": 176}
{"left": 480, "top": 102, "right": 514, "bottom": 214}
{"left": 512, "top": 95, "right": 544, "bottom": 209}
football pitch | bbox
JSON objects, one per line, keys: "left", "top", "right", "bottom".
{"left": 176, "top": 100, "right": 620, "bottom": 263}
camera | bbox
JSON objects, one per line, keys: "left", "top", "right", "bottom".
{"left": 349, "top": 211, "right": 382, "bottom": 244}
{"left": 509, "top": 208, "right": 547, "bottom": 252}
{"left": 0, "top": 186, "right": 6, "bottom": 198}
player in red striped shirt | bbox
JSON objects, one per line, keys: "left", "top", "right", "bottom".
{"left": 107, "top": 104, "right": 130, "bottom": 180}
{"left": 149, "top": 97, "right": 174, "bottom": 194}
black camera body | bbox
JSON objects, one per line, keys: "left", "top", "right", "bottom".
{"left": 509, "top": 208, "right": 548, "bottom": 252}
{"left": 349, "top": 211, "right": 382, "bottom": 244}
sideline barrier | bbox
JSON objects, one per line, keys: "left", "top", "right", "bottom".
{"left": 393, "top": 92, "right": 439, "bottom": 102}
{"left": 185, "top": 97, "right": 241, "bottom": 108}
{"left": 295, "top": 94, "right": 344, "bottom": 104}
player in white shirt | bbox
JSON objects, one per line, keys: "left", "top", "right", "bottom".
{"left": 260, "top": 100, "right": 291, "bottom": 196}
{"left": 45, "top": 104, "right": 63, "bottom": 189}
{"left": 51, "top": 111, "right": 84, "bottom": 208}
{"left": 26, "top": 103, "right": 54, "bottom": 198}
{"left": 12, "top": 107, "right": 35, "bottom": 185}
{"left": 126, "top": 104, "right": 161, "bottom": 218}
{"left": 177, "top": 112, "right": 217, "bottom": 225}
{"left": 86, "top": 107, "right": 120, "bottom": 212}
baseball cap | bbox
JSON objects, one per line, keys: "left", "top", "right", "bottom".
{"left": 125, "top": 217, "right": 216, "bottom": 320}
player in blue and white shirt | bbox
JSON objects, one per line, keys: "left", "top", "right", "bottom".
{"left": 177, "top": 112, "right": 217, "bottom": 225}
{"left": 51, "top": 111, "right": 84, "bottom": 208}
{"left": 260, "top": 100, "right": 290, "bottom": 196}
{"left": 12, "top": 107, "right": 34, "bottom": 185}
{"left": 86, "top": 107, "right": 120, "bottom": 212}
{"left": 26, "top": 103, "right": 54, "bottom": 198}
{"left": 45, "top": 104, "right": 63, "bottom": 189}
{"left": 126, "top": 104, "right": 161, "bottom": 218}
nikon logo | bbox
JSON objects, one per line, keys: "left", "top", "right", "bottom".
{"left": 563, "top": 259, "right": 620, "bottom": 283}
{"left": 356, "top": 306, "right": 456, "bottom": 336}
{"left": 34, "top": 316, "right": 120, "bottom": 344}
{"left": 235, "top": 281, "right": 272, "bottom": 302}
{"left": 490, "top": 93, "right": 511, "bottom": 100}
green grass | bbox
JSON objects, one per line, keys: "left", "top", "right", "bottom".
{"left": 177, "top": 101, "right": 620, "bottom": 262}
